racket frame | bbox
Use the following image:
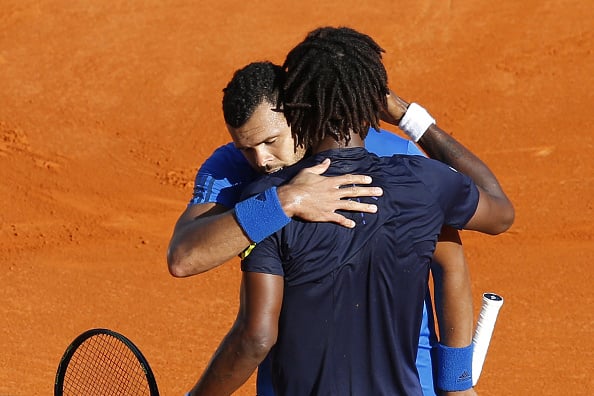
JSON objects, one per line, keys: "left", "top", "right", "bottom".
{"left": 54, "top": 328, "right": 159, "bottom": 396}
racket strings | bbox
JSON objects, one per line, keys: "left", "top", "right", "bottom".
{"left": 62, "top": 333, "right": 151, "bottom": 395}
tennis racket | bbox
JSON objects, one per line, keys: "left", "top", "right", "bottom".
{"left": 54, "top": 328, "right": 159, "bottom": 396}
{"left": 472, "top": 292, "right": 504, "bottom": 386}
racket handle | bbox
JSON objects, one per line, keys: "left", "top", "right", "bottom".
{"left": 472, "top": 292, "right": 504, "bottom": 386}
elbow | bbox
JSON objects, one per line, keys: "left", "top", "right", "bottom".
{"left": 491, "top": 203, "right": 516, "bottom": 235}
{"left": 167, "top": 246, "right": 197, "bottom": 278}
{"left": 241, "top": 328, "right": 276, "bottom": 362}
{"left": 167, "top": 254, "right": 187, "bottom": 278}
{"left": 241, "top": 317, "right": 278, "bottom": 361}
{"left": 168, "top": 262, "right": 188, "bottom": 278}
{"left": 502, "top": 204, "right": 516, "bottom": 232}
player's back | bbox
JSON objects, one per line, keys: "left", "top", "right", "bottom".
{"left": 241, "top": 147, "right": 478, "bottom": 395}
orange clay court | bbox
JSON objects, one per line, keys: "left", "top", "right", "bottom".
{"left": 0, "top": 1, "right": 592, "bottom": 395}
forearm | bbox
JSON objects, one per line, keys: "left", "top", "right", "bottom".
{"left": 189, "top": 323, "right": 265, "bottom": 396}
{"left": 431, "top": 227, "right": 475, "bottom": 394}
{"left": 191, "top": 273, "right": 282, "bottom": 396}
{"left": 418, "top": 125, "right": 507, "bottom": 201}
{"left": 432, "top": 228, "right": 473, "bottom": 347}
{"left": 432, "top": 277, "right": 475, "bottom": 396}
{"left": 420, "top": 124, "right": 515, "bottom": 234}
{"left": 432, "top": 258, "right": 474, "bottom": 347}
{"left": 167, "top": 210, "right": 252, "bottom": 277}
{"left": 384, "top": 91, "right": 510, "bottom": 204}
{"left": 388, "top": 94, "right": 514, "bottom": 233}
{"left": 168, "top": 160, "right": 385, "bottom": 277}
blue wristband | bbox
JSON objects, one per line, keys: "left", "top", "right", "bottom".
{"left": 435, "top": 343, "right": 474, "bottom": 391}
{"left": 234, "top": 186, "right": 291, "bottom": 243}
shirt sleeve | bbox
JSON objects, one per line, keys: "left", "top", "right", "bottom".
{"left": 365, "top": 128, "right": 425, "bottom": 157}
{"left": 407, "top": 157, "right": 480, "bottom": 229}
{"left": 405, "top": 140, "right": 425, "bottom": 157}
{"left": 241, "top": 234, "right": 285, "bottom": 277}
{"left": 189, "top": 143, "right": 258, "bottom": 208}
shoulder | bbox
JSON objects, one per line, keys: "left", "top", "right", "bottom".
{"left": 397, "top": 155, "right": 455, "bottom": 178}
{"left": 400, "top": 156, "right": 478, "bottom": 202}
{"left": 380, "top": 155, "right": 463, "bottom": 190}
{"left": 198, "top": 142, "right": 256, "bottom": 182}
{"left": 190, "top": 143, "right": 258, "bottom": 207}
{"left": 365, "top": 128, "right": 424, "bottom": 157}
{"left": 202, "top": 142, "right": 246, "bottom": 168}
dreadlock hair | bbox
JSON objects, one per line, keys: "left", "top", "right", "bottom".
{"left": 282, "top": 26, "right": 388, "bottom": 151}
{"left": 222, "top": 61, "right": 285, "bottom": 128}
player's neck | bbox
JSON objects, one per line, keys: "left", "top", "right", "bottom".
{"left": 313, "top": 131, "right": 364, "bottom": 154}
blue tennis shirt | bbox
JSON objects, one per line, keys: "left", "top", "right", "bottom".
{"left": 241, "top": 147, "right": 479, "bottom": 396}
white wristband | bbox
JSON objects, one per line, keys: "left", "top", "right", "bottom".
{"left": 398, "top": 102, "right": 436, "bottom": 142}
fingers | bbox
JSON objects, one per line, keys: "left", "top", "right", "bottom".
{"left": 303, "top": 158, "right": 331, "bottom": 175}
{"left": 282, "top": 165, "right": 383, "bottom": 227}
{"left": 302, "top": 161, "right": 376, "bottom": 187}
{"left": 334, "top": 198, "right": 378, "bottom": 214}
{"left": 326, "top": 213, "right": 357, "bottom": 229}
{"left": 323, "top": 200, "right": 378, "bottom": 228}
{"left": 331, "top": 173, "right": 374, "bottom": 186}
{"left": 337, "top": 185, "right": 383, "bottom": 199}
{"left": 382, "top": 89, "right": 409, "bottom": 125}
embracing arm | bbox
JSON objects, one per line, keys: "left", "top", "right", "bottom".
{"left": 167, "top": 159, "right": 383, "bottom": 277}
{"left": 188, "top": 272, "right": 284, "bottom": 396}
{"left": 167, "top": 202, "right": 251, "bottom": 277}
{"left": 383, "top": 93, "right": 486, "bottom": 394}
{"left": 418, "top": 126, "right": 514, "bottom": 235}
{"left": 382, "top": 91, "right": 514, "bottom": 235}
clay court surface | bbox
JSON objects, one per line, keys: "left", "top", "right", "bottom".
{"left": 1, "top": 1, "right": 592, "bottom": 394}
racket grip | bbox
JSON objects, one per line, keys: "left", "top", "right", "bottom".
{"left": 472, "top": 292, "right": 504, "bottom": 386}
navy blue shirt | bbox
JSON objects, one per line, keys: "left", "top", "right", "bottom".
{"left": 241, "top": 147, "right": 479, "bottom": 396}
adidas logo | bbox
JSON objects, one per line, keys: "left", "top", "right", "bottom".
{"left": 457, "top": 370, "right": 471, "bottom": 383}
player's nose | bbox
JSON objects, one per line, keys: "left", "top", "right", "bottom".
{"left": 254, "top": 148, "right": 272, "bottom": 171}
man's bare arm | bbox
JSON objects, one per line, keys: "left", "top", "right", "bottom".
{"left": 384, "top": 93, "right": 484, "bottom": 394}
{"left": 167, "top": 202, "right": 250, "bottom": 277}
{"left": 383, "top": 91, "right": 514, "bottom": 235}
{"left": 189, "top": 272, "right": 283, "bottom": 396}
{"left": 432, "top": 227, "right": 479, "bottom": 396}
{"left": 167, "top": 159, "right": 383, "bottom": 277}
{"left": 432, "top": 227, "right": 474, "bottom": 347}
{"left": 418, "top": 126, "right": 514, "bottom": 235}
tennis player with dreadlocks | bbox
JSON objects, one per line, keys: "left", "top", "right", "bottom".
{"left": 186, "top": 27, "right": 513, "bottom": 395}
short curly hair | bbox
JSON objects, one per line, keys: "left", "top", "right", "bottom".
{"left": 222, "top": 61, "right": 285, "bottom": 128}
{"left": 282, "top": 26, "right": 388, "bottom": 150}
